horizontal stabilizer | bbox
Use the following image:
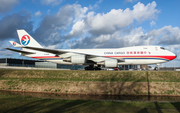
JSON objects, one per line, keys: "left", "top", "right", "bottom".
{"left": 5, "top": 48, "right": 35, "bottom": 54}
{"left": 9, "top": 41, "right": 23, "bottom": 48}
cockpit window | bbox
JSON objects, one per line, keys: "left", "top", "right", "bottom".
{"left": 160, "top": 47, "right": 165, "bottom": 50}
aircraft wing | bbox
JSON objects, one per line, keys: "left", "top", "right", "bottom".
{"left": 23, "top": 46, "right": 125, "bottom": 62}
{"left": 5, "top": 48, "right": 35, "bottom": 54}
{"left": 22, "top": 46, "right": 67, "bottom": 55}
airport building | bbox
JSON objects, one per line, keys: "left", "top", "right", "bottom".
{"left": 118, "top": 65, "right": 138, "bottom": 70}
{"left": 0, "top": 58, "right": 41, "bottom": 67}
{"left": 159, "top": 67, "right": 180, "bottom": 71}
{"left": 0, "top": 58, "right": 84, "bottom": 70}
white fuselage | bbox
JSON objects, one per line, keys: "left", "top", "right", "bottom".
{"left": 24, "top": 45, "right": 176, "bottom": 66}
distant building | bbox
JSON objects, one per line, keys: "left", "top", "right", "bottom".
{"left": 118, "top": 65, "right": 138, "bottom": 70}
{"left": 0, "top": 58, "right": 84, "bottom": 70}
{"left": 159, "top": 67, "right": 180, "bottom": 71}
{"left": 0, "top": 58, "right": 42, "bottom": 67}
{"left": 35, "top": 62, "right": 57, "bottom": 69}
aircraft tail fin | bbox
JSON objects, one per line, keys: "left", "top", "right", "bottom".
{"left": 17, "top": 30, "right": 43, "bottom": 48}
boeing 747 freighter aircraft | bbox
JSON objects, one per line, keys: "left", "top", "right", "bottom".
{"left": 6, "top": 30, "right": 176, "bottom": 70}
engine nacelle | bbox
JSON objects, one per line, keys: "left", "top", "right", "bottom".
{"left": 71, "top": 55, "right": 86, "bottom": 64}
{"left": 63, "top": 55, "right": 86, "bottom": 64}
{"left": 105, "top": 59, "right": 118, "bottom": 67}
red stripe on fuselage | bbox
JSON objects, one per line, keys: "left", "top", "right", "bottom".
{"left": 104, "top": 55, "right": 176, "bottom": 60}
{"left": 31, "top": 55, "right": 176, "bottom": 61}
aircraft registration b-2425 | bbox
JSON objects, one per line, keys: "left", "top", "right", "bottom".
{"left": 6, "top": 30, "right": 177, "bottom": 70}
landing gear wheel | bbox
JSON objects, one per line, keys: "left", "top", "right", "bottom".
{"left": 85, "top": 66, "right": 101, "bottom": 70}
{"left": 154, "top": 67, "right": 158, "bottom": 71}
{"left": 154, "top": 64, "right": 159, "bottom": 71}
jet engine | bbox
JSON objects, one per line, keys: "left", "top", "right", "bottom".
{"left": 63, "top": 55, "right": 86, "bottom": 64}
{"left": 97, "top": 59, "right": 118, "bottom": 67}
{"left": 105, "top": 59, "right": 118, "bottom": 67}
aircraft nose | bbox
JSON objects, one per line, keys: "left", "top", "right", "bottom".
{"left": 169, "top": 53, "right": 177, "bottom": 60}
{"left": 172, "top": 54, "right": 177, "bottom": 60}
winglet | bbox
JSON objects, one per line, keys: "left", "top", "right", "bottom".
{"left": 9, "top": 41, "right": 23, "bottom": 48}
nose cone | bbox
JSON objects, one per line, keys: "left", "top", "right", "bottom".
{"left": 164, "top": 50, "right": 177, "bottom": 61}
{"left": 166, "top": 51, "right": 177, "bottom": 61}
{"left": 171, "top": 53, "right": 177, "bottom": 60}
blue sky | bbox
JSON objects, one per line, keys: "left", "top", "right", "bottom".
{"left": 0, "top": 0, "right": 180, "bottom": 67}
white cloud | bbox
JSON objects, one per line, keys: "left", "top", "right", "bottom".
{"left": 89, "top": 0, "right": 103, "bottom": 10}
{"left": 56, "top": 1, "right": 160, "bottom": 49}
{"left": 35, "top": 11, "right": 42, "bottom": 16}
{"left": 46, "top": 44, "right": 59, "bottom": 49}
{"left": 165, "top": 44, "right": 180, "bottom": 52}
{"left": 156, "top": 26, "right": 180, "bottom": 45}
{"left": 40, "top": 0, "right": 62, "bottom": 6}
{"left": 132, "top": 1, "right": 159, "bottom": 21}
{"left": 69, "top": 24, "right": 180, "bottom": 50}
{"left": 34, "top": 3, "right": 89, "bottom": 45}
{"left": 83, "top": 1, "right": 160, "bottom": 36}
{"left": 122, "top": 27, "right": 152, "bottom": 46}
{"left": 0, "top": 0, "right": 19, "bottom": 13}
{"left": 69, "top": 20, "right": 86, "bottom": 36}
{"left": 125, "top": 0, "right": 137, "bottom": 3}
{"left": 117, "top": 25, "right": 180, "bottom": 47}
{"left": 91, "top": 27, "right": 156, "bottom": 48}
{"left": 34, "top": 1, "right": 160, "bottom": 47}
{"left": 93, "top": 34, "right": 111, "bottom": 43}
{"left": 34, "top": 1, "right": 180, "bottom": 51}
{"left": 150, "top": 21, "right": 156, "bottom": 27}
{"left": 56, "top": 4, "right": 88, "bottom": 22}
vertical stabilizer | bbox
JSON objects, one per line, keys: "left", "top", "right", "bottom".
{"left": 17, "top": 30, "right": 43, "bottom": 48}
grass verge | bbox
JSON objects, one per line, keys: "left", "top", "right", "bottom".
{"left": 1, "top": 69, "right": 180, "bottom": 82}
{"left": 0, "top": 93, "right": 180, "bottom": 113}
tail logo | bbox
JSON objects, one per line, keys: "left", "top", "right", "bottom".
{"left": 21, "top": 35, "right": 30, "bottom": 46}
{"left": 13, "top": 42, "right": 16, "bottom": 46}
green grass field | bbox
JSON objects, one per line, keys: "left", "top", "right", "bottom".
{"left": 1, "top": 69, "right": 180, "bottom": 95}
{"left": 1, "top": 69, "right": 180, "bottom": 82}
{"left": 0, "top": 93, "right": 180, "bottom": 113}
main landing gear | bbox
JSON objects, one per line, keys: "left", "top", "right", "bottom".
{"left": 154, "top": 64, "right": 160, "bottom": 71}
{"left": 85, "top": 65, "right": 101, "bottom": 70}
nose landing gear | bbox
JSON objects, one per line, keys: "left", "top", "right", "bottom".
{"left": 154, "top": 64, "right": 160, "bottom": 71}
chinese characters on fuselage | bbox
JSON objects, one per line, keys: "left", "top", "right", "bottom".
{"left": 104, "top": 51, "right": 151, "bottom": 55}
